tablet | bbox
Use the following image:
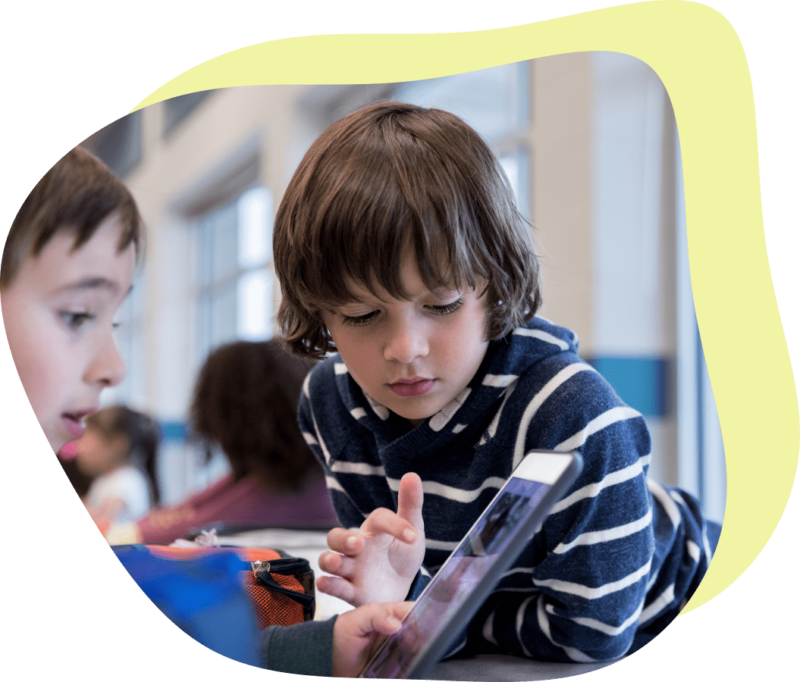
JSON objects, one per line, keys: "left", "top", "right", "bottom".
{"left": 359, "top": 449, "right": 583, "bottom": 679}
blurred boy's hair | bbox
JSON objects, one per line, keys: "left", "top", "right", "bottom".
{"left": 273, "top": 101, "right": 542, "bottom": 360}
{"left": 0, "top": 146, "right": 143, "bottom": 288}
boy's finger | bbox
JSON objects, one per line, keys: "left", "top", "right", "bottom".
{"left": 361, "top": 507, "right": 418, "bottom": 543}
{"left": 327, "top": 527, "right": 364, "bottom": 555}
{"left": 318, "top": 550, "right": 357, "bottom": 578}
{"left": 316, "top": 575, "right": 358, "bottom": 606}
{"left": 372, "top": 601, "right": 414, "bottom": 634}
{"left": 397, "top": 472, "right": 425, "bottom": 531}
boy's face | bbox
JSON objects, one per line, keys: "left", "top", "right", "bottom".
{"left": 1, "top": 215, "right": 135, "bottom": 452}
{"left": 322, "top": 253, "right": 490, "bottom": 426}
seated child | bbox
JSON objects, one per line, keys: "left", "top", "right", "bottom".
{"left": 110, "top": 339, "right": 337, "bottom": 545}
{"left": 76, "top": 405, "right": 159, "bottom": 528}
{"left": 1, "top": 146, "right": 404, "bottom": 677}
{"left": 273, "top": 101, "right": 720, "bottom": 662}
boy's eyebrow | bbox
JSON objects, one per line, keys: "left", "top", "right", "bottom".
{"left": 57, "top": 277, "right": 129, "bottom": 294}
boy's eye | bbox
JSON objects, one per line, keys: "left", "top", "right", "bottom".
{"left": 338, "top": 298, "right": 464, "bottom": 326}
{"left": 59, "top": 311, "right": 95, "bottom": 331}
{"left": 341, "top": 310, "right": 379, "bottom": 327}
{"left": 428, "top": 298, "right": 464, "bottom": 316}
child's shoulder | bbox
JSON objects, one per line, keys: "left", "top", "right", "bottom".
{"left": 299, "top": 354, "right": 360, "bottom": 423}
{"left": 493, "top": 317, "right": 613, "bottom": 398}
{"left": 483, "top": 316, "right": 583, "bottom": 384}
{"left": 304, "top": 353, "right": 344, "bottom": 395}
{"left": 484, "top": 318, "right": 648, "bottom": 463}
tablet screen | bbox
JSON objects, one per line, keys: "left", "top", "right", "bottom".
{"left": 361, "top": 476, "right": 550, "bottom": 678}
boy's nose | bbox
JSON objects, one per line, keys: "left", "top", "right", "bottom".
{"left": 383, "top": 320, "right": 429, "bottom": 364}
{"left": 85, "top": 333, "right": 126, "bottom": 388}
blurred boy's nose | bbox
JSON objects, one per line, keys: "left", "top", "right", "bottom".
{"left": 85, "top": 332, "right": 126, "bottom": 388}
{"left": 383, "top": 316, "right": 429, "bottom": 365}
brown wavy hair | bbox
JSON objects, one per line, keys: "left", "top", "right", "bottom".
{"left": 190, "top": 339, "right": 319, "bottom": 494}
{"left": 1, "top": 146, "right": 143, "bottom": 288}
{"left": 273, "top": 101, "right": 541, "bottom": 359}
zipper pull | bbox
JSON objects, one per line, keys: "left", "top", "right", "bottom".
{"left": 251, "top": 560, "right": 271, "bottom": 578}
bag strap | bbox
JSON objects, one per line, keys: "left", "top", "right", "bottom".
{"left": 251, "top": 559, "right": 316, "bottom": 614}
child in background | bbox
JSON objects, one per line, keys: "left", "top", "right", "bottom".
{"left": 76, "top": 405, "right": 159, "bottom": 528}
{"left": 109, "top": 339, "right": 337, "bottom": 545}
{"left": 273, "top": 101, "right": 721, "bottom": 663}
{"left": 1, "top": 146, "right": 408, "bottom": 677}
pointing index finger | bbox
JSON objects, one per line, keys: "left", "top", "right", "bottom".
{"left": 397, "top": 472, "right": 424, "bottom": 530}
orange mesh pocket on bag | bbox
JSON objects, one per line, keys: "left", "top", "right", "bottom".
{"left": 240, "top": 571, "right": 308, "bottom": 628}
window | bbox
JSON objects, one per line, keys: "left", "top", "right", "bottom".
{"left": 676, "top": 140, "right": 727, "bottom": 523}
{"left": 195, "top": 185, "right": 274, "bottom": 363}
{"left": 104, "top": 271, "right": 146, "bottom": 407}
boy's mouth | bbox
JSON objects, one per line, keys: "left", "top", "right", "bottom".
{"left": 389, "top": 377, "right": 435, "bottom": 397}
{"left": 61, "top": 409, "right": 96, "bottom": 440}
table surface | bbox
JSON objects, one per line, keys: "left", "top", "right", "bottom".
{"left": 220, "top": 528, "right": 617, "bottom": 681}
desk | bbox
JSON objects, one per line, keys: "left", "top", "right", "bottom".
{"left": 430, "top": 656, "right": 613, "bottom": 681}
{"left": 220, "top": 528, "right": 617, "bottom": 681}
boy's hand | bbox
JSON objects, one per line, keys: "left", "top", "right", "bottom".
{"left": 331, "top": 601, "right": 413, "bottom": 677}
{"left": 318, "top": 472, "right": 425, "bottom": 606}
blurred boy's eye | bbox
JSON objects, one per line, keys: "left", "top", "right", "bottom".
{"left": 59, "top": 311, "right": 95, "bottom": 331}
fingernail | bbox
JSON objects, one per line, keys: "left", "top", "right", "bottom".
{"left": 403, "top": 529, "right": 417, "bottom": 542}
{"left": 386, "top": 617, "right": 400, "bottom": 630}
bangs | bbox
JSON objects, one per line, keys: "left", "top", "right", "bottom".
{"left": 295, "top": 119, "right": 493, "bottom": 310}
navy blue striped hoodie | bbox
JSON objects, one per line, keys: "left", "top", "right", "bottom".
{"left": 298, "top": 316, "right": 714, "bottom": 662}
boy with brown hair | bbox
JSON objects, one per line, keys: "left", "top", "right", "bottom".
{"left": 274, "top": 101, "right": 719, "bottom": 663}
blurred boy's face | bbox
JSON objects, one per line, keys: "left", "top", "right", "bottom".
{"left": 323, "top": 253, "right": 490, "bottom": 427}
{"left": 1, "top": 215, "right": 134, "bottom": 452}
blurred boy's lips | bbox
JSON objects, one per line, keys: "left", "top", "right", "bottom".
{"left": 60, "top": 407, "right": 98, "bottom": 440}
{"left": 61, "top": 414, "right": 87, "bottom": 440}
{"left": 68, "top": 407, "right": 98, "bottom": 420}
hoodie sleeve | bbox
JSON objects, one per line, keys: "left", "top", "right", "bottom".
{"left": 259, "top": 618, "right": 336, "bottom": 675}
